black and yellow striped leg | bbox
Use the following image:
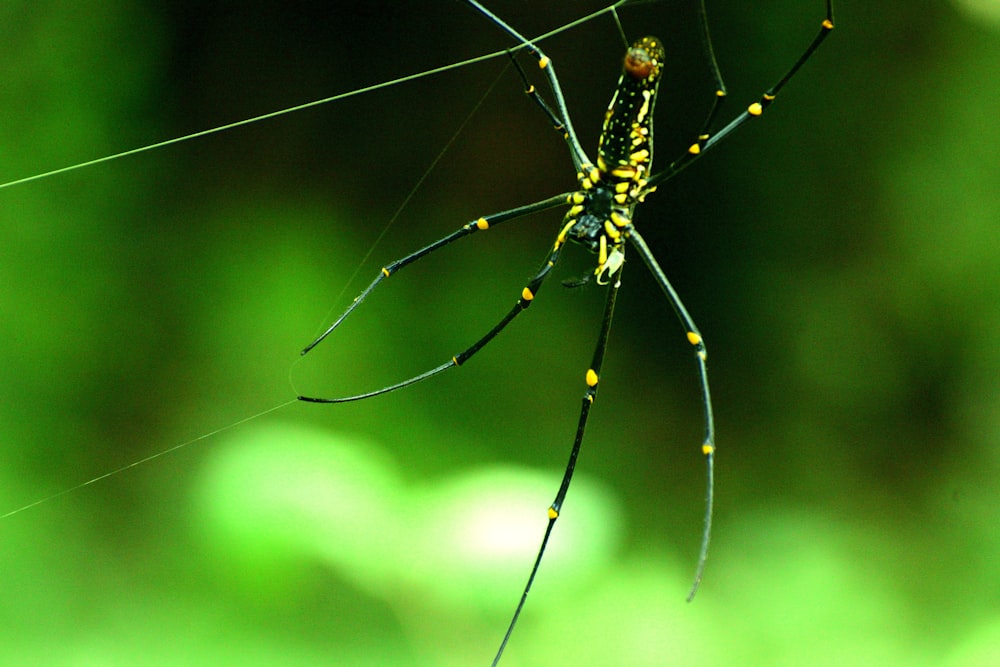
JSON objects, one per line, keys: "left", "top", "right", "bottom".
{"left": 505, "top": 53, "right": 570, "bottom": 145}
{"left": 300, "top": 193, "right": 569, "bottom": 357}
{"left": 692, "top": 0, "right": 729, "bottom": 141}
{"left": 648, "top": 0, "right": 835, "bottom": 187}
{"left": 627, "top": 228, "right": 715, "bottom": 600}
{"left": 492, "top": 263, "right": 623, "bottom": 666}
{"left": 299, "top": 216, "right": 573, "bottom": 403}
{"left": 462, "top": 0, "right": 590, "bottom": 172}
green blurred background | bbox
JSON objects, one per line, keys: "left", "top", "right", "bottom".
{"left": 2, "top": 0, "right": 998, "bottom": 665}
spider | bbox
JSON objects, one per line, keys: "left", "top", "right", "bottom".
{"left": 298, "top": 1, "right": 834, "bottom": 663}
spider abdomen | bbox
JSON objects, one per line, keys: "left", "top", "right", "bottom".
{"left": 597, "top": 36, "right": 664, "bottom": 177}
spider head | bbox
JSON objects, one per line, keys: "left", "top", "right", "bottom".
{"left": 624, "top": 37, "right": 665, "bottom": 83}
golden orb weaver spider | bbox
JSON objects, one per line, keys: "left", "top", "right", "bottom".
{"left": 298, "top": 1, "right": 834, "bottom": 663}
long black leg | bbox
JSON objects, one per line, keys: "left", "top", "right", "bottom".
{"left": 691, "top": 0, "right": 729, "bottom": 140}
{"left": 647, "top": 0, "right": 835, "bottom": 188}
{"left": 299, "top": 207, "right": 578, "bottom": 403}
{"left": 300, "top": 194, "right": 568, "bottom": 357}
{"left": 462, "top": 0, "right": 594, "bottom": 172}
{"left": 627, "top": 228, "right": 714, "bottom": 600}
{"left": 491, "top": 263, "right": 623, "bottom": 665}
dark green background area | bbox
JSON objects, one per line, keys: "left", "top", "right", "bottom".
{"left": 2, "top": 1, "right": 997, "bottom": 665}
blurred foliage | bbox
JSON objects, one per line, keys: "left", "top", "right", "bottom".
{"left": 2, "top": 0, "right": 998, "bottom": 665}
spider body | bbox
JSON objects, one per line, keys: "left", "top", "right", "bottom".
{"left": 563, "top": 36, "right": 665, "bottom": 283}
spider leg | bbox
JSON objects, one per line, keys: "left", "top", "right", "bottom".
{"left": 463, "top": 0, "right": 594, "bottom": 171}
{"left": 492, "top": 262, "right": 623, "bottom": 667}
{"left": 689, "top": 0, "right": 729, "bottom": 144}
{"left": 298, "top": 194, "right": 576, "bottom": 403}
{"left": 300, "top": 193, "right": 568, "bottom": 357}
{"left": 628, "top": 228, "right": 714, "bottom": 600}
{"left": 647, "top": 0, "right": 835, "bottom": 189}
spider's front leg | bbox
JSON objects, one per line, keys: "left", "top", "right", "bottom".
{"left": 297, "top": 194, "right": 572, "bottom": 403}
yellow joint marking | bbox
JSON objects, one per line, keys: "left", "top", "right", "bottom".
{"left": 688, "top": 142, "right": 701, "bottom": 155}
{"left": 571, "top": 192, "right": 586, "bottom": 204}
{"left": 588, "top": 167, "right": 601, "bottom": 184}
{"left": 764, "top": 93, "right": 776, "bottom": 101}
{"left": 603, "top": 220, "right": 621, "bottom": 239}
{"left": 698, "top": 350, "right": 708, "bottom": 361}
{"left": 476, "top": 217, "right": 489, "bottom": 230}
{"left": 615, "top": 182, "right": 630, "bottom": 194}
{"left": 610, "top": 211, "right": 629, "bottom": 227}
{"left": 614, "top": 193, "right": 627, "bottom": 204}
{"left": 597, "top": 235, "right": 608, "bottom": 265}
{"left": 526, "top": 85, "right": 536, "bottom": 94}
{"left": 716, "top": 89, "right": 726, "bottom": 98}
{"left": 823, "top": 19, "right": 834, "bottom": 30}
{"left": 522, "top": 286, "right": 535, "bottom": 301}
{"left": 381, "top": 267, "right": 391, "bottom": 277}
{"left": 687, "top": 331, "right": 702, "bottom": 346}
{"left": 538, "top": 56, "right": 550, "bottom": 69}
{"left": 702, "top": 443, "right": 715, "bottom": 456}
{"left": 748, "top": 102, "right": 763, "bottom": 116}
{"left": 548, "top": 507, "right": 559, "bottom": 519}
{"left": 630, "top": 149, "right": 650, "bottom": 162}
{"left": 452, "top": 355, "right": 461, "bottom": 366}
{"left": 586, "top": 368, "right": 599, "bottom": 387}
